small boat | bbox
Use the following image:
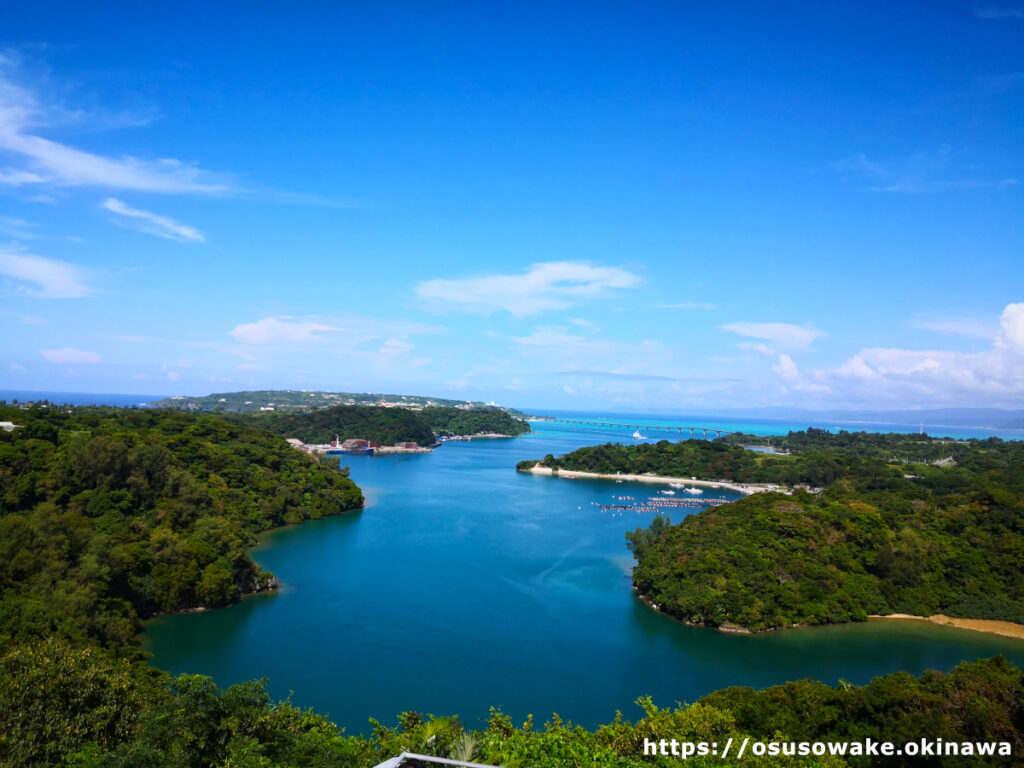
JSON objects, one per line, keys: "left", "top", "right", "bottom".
{"left": 632, "top": 430, "right": 646, "bottom": 440}
{"left": 660, "top": 489, "right": 676, "bottom": 495}
{"left": 685, "top": 487, "right": 703, "bottom": 495}
{"left": 669, "top": 482, "right": 685, "bottom": 489}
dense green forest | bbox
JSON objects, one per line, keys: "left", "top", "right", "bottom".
{"left": 216, "top": 405, "right": 530, "bottom": 445}
{"left": 2, "top": 415, "right": 1023, "bottom": 766}
{"left": 717, "top": 428, "right": 974, "bottom": 464}
{"left": 217, "top": 405, "right": 438, "bottom": 446}
{"left": 0, "top": 404, "right": 363, "bottom": 654}
{"left": 2, "top": 641, "right": 1020, "bottom": 766}
{"left": 422, "top": 407, "right": 530, "bottom": 437}
{"left": 618, "top": 431, "right": 1024, "bottom": 630}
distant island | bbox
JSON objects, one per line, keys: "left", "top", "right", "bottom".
{"left": 523, "top": 430, "right": 1024, "bottom": 635}
{"left": 148, "top": 388, "right": 528, "bottom": 418}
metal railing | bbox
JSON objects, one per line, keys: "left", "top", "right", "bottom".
{"left": 372, "top": 753, "right": 504, "bottom": 768}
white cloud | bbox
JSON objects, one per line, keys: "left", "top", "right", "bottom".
{"left": 40, "top": 347, "right": 100, "bottom": 364}
{"left": 0, "top": 248, "right": 93, "bottom": 297}
{"left": 1000, "top": 302, "right": 1024, "bottom": 350}
{"left": 415, "top": 261, "right": 641, "bottom": 316}
{"left": 722, "top": 321, "right": 823, "bottom": 351}
{"left": 230, "top": 317, "right": 339, "bottom": 345}
{"left": 767, "top": 303, "right": 1024, "bottom": 406}
{"left": 9, "top": 361, "right": 26, "bottom": 373}
{"left": 377, "top": 336, "right": 414, "bottom": 358}
{"left": 0, "top": 216, "right": 38, "bottom": 239}
{"left": 910, "top": 317, "right": 997, "bottom": 338}
{"left": 0, "top": 65, "right": 232, "bottom": 194}
{"left": 770, "top": 352, "right": 827, "bottom": 393}
{"left": 512, "top": 326, "right": 588, "bottom": 348}
{"left": 0, "top": 167, "right": 49, "bottom": 186}
{"left": 101, "top": 198, "right": 205, "bottom": 243}
{"left": 772, "top": 354, "right": 831, "bottom": 393}
{"left": 738, "top": 342, "right": 775, "bottom": 357}
{"left": 832, "top": 149, "right": 1017, "bottom": 194}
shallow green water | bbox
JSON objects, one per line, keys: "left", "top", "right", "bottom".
{"left": 144, "top": 421, "right": 1024, "bottom": 733}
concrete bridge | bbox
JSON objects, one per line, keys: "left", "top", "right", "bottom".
{"left": 544, "top": 418, "right": 737, "bottom": 438}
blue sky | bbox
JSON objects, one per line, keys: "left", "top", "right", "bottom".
{"left": 1, "top": 1, "right": 1022, "bottom": 410}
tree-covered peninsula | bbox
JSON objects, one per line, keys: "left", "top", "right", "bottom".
{"left": 611, "top": 431, "right": 1024, "bottom": 631}
{"left": 0, "top": 404, "right": 363, "bottom": 653}
{"left": 518, "top": 435, "right": 861, "bottom": 488}
{"left": 217, "top": 405, "right": 438, "bottom": 446}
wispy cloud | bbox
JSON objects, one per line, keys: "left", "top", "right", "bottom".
{"left": 227, "top": 314, "right": 443, "bottom": 353}
{"left": 0, "top": 215, "right": 38, "bottom": 239}
{"left": 231, "top": 317, "right": 340, "bottom": 345}
{"left": 0, "top": 60, "right": 233, "bottom": 194}
{"left": 832, "top": 148, "right": 1017, "bottom": 194}
{"left": 875, "top": 178, "right": 1017, "bottom": 194}
{"left": 0, "top": 248, "right": 93, "bottom": 297}
{"left": 721, "top": 321, "right": 823, "bottom": 352}
{"left": 512, "top": 326, "right": 590, "bottom": 348}
{"left": 101, "top": 198, "right": 205, "bottom": 243}
{"left": 416, "top": 261, "right": 641, "bottom": 316}
{"left": 910, "top": 317, "right": 997, "bottom": 339}
{"left": 0, "top": 168, "right": 49, "bottom": 186}
{"left": 0, "top": 308, "right": 47, "bottom": 324}
{"left": 40, "top": 347, "right": 101, "bottom": 364}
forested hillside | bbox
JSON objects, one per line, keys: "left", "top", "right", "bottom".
{"left": 625, "top": 431, "right": 1024, "bottom": 631}
{"left": 218, "top": 405, "right": 437, "bottom": 445}
{"left": 422, "top": 407, "right": 530, "bottom": 437}
{"left": 0, "top": 404, "right": 363, "bottom": 654}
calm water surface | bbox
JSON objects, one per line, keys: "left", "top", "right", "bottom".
{"left": 144, "top": 420, "right": 1024, "bottom": 732}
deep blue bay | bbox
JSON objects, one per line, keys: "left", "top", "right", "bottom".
{"left": 144, "top": 418, "right": 1024, "bottom": 733}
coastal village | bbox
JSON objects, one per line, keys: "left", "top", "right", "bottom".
{"left": 286, "top": 436, "right": 434, "bottom": 456}
{"left": 285, "top": 430, "right": 519, "bottom": 456}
